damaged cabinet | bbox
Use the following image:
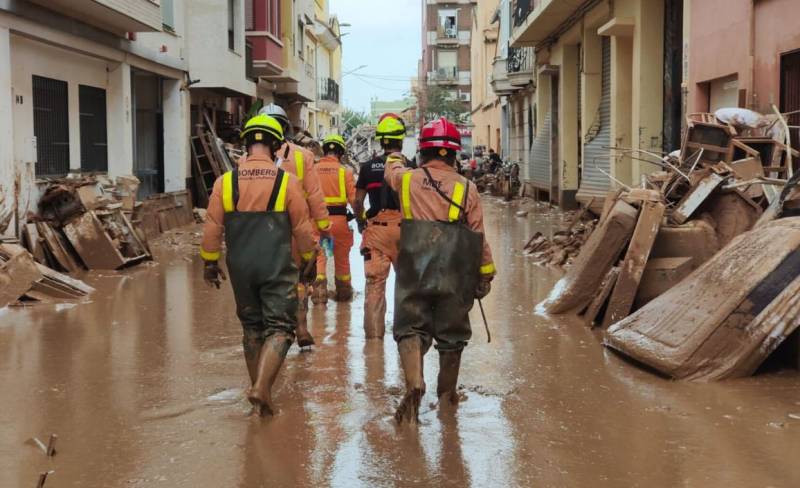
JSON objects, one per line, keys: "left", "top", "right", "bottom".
{"left": 63, "top": 208, "right": 151, "bottom": 270}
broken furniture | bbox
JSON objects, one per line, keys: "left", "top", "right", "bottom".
{"left": 604, "top": 218, "right": 800, "bottom": 381}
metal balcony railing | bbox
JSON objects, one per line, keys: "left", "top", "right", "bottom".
{"left": 507, "top": 47, "right": 533, "bottom": 73}
{"left": 431, "top": 67, "right": 458, "bottom": 82}
{"left": 513, "top": 0, "right": 536, "bottom": 27}
{"left": 319, "top": 78, "right": 340, "bottom": 104}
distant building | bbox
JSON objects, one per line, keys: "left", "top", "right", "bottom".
{"left": 370, "top": 97, "right": 417, "bottom": 123}
{"left": 419, "top": 0, "right": 476, "bottom": 123}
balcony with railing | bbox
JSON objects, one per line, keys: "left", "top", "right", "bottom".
{"left": 436, "top": 25, "right": 459, "bottom": 45}
{"left": 317, "top": 77, "right": 340, "bottom": 111}
{"left": 28, "top": 0, "right": 163, "bottom": 34}
{"left": 428, "top": 66, "right": 459, "bottom": 85}
{"left": 507, "top": 46, "right": 534, "bottom": 86}
{"left": 511, "top": 0, "right": 587, "bottom": 46}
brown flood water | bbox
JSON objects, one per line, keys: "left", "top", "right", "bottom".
{"left": 1, "top": 199, "right": 799, "bottom": 487}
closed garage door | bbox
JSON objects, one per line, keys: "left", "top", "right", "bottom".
{"left": 530, "top": 110, "right": 551, "bottom": 189}
{"left": 578, "top": 36, "right": 611, "bottom": 200}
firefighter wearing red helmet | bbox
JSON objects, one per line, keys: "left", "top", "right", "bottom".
{"left": 384, "top": 117, "right": 496, "bottom": 424}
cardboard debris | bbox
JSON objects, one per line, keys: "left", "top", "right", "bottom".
{"left": 539, "top": 199, "right": 638, "bottom": 314}
{"left": 604, "top": 218, "right": 800, "bottom": 381}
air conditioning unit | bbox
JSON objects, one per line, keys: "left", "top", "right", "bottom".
{"left": 459, "top": 92, "right": 471, "bottom": 102}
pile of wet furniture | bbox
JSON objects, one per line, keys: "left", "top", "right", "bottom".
{"left": 538, "top": 108, "right": 800, "bottom": 380}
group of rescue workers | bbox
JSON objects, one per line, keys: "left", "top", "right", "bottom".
{"left": 200, "top": 104, "right": 495, "bottom": 423}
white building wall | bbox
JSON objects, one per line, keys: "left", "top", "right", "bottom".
{"left": 185, "top": 0, "right": 255, "bottom": 97}
{"left": 0, "top": 26, "right": 15, "bottom": 235}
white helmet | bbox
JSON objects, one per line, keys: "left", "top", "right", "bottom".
{"left": 259, "top": 103, "right": 290, "bottom": 129}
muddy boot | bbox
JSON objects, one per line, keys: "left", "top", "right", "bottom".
{"left": 436, "top": 349, "right": 462, "bottom": 405}
{"left": 311, "top": 277, "right": 328, "bottom": 305}
{"left": 242, "top": 333, "right": 265, "bottom": 386}
{"left": 295, "top": 286, "right": 315, "bottom": 348}
{"left": 334, "top": 279, "right": 354, "bottom": 302}
{"left": 247, "top": 333, "right": 292, "bottom": 416}
{"left": 395, "top": 337, "right": 425, "bottom": 424}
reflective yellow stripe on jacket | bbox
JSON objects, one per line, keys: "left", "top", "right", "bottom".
{"left": 448, "top": 182, "right": 465, "bottom": 222}
{"left": 294, "top": 150, "right": 304, "bottom": 182}
{"left": 221, "top": 170, "right": 289, "bottom": 213}
{"left": 222, "top": 171, "right": 235, "bottom": 212}
{"left": 324, "top": 167, "right": 347, "bottom": 205}
{"left": 401, "top": 172, "right": 413, "bottom": 219}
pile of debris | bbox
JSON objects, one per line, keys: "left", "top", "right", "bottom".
{"left": 524, "top": 205, "right": 598, "bottom": 267}
{"left": 190, "top": 109, "right": 236, "bottom": 208}
{"left": 0, "top": 243, "right": 94, "bottom": 308}
{"left": 538, "top": 107, "right": 800, "bottom": 380}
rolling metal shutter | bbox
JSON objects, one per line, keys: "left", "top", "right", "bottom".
{"left": 578, "top": 36, "right": 611, "bottom": 200}
{"left": 530, "top": 110, "right": 551, "bottom": 189}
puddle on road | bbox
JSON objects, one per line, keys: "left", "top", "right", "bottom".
{"left": 0, "top": 198, "right": 799, "bottom": 487}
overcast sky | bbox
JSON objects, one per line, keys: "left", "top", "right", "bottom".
{"left": 330, "top": 0, "right": 421, "bottom": 113}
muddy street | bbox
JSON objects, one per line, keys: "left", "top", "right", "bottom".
{"left": 0, "top": 198, "right": 798, "bottom": 487}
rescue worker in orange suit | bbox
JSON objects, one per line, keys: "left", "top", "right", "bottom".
{"left": 201, "top": 114, "right": 317, "bottom": 416}
{"left": 254, "top": 103, "right": 330, "bottom": 348}
{"left": 312, "top": 134, "right": 357, "bottom": 303}
{"left": 352, "top": 114, "right": 407, "bottom": 339}
{"left": 384, "top": 117, "right": 496, "bottom": 424}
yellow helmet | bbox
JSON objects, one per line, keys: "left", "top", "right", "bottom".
{"left": 375, "top": 114, "right": 406, "bottom": 141}
{"left": 323, "top": 133, "right": 346, "bottom": 153}
{"left": 240, "top": 113, "right": 285, "bottom": 143}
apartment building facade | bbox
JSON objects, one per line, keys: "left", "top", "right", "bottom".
{"left": 246, "top": 0, "right": 342, "bottom": 138}
{"left": 420, "top": 0, "right": 476, "bottom": 123}
{"left": 0, "top": 0, "right": 188, "bottom": 238}
{"left": 470, "top": 0, "right": 501, "bottom": 153}
{"left": 498, "top": 0, "right": 686, "bottom": 210}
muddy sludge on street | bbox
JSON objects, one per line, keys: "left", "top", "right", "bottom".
{"left": 1, "top": 198, "right": 799, "bottom": 487}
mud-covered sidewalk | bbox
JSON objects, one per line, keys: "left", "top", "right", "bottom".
{"left": 1, "top": 198, "right": 799, "bottom": 487}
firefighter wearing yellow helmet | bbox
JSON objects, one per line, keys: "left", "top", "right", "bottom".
{"left": 351, "top": 113, "right": 410, "bottom": 339}
{"left": 311, "top": 133, "right": 357, "bottom": 303}
{"left": 200, "top": 113, "right": 317, "bottom": 416}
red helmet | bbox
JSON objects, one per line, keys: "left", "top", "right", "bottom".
{"left": 419, "top": 117, "right": 462, "bottom": 151}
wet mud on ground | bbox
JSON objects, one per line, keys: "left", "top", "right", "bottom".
{"left": 1, "top": 198, "right": 799, "bottom": 487}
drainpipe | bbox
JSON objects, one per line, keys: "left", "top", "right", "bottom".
{"left": 748, "top": 0, "right": 756, "bottom": 109}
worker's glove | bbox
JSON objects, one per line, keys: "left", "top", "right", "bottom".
{"left": 300, "top": 249, "right": 319, "bottom": 285}
{"left": 475, "top": 279, "right": 492, "bottom": 300}
{"left": 356, "top": 218, "right": 367, "bottom": 233}
{"left": 204, "top": 261, "right": 227, "bottom": 289}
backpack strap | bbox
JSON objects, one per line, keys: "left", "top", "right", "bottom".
{"left": 266, "top": 169, "right": 287, "bottom": 212}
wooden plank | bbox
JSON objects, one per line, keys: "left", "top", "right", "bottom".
{"left": 671, "top": 173, "right": 724, "bottom": 224}
{"left": 584, "top": 267, "right": 619, "bottom": 328}
{"left": 37, "top": 222, "right": 81, "bottom": 273}
{"left": 22, "top": 223, "right": 47, "bottom": 264}
{"left": 602, "top": 201, "right": 666, "bottom": 328}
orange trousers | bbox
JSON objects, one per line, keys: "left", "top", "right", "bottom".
{"left": 361, "top": 211, "right": 401, "bottom": 338}
{"left": 316, "top": 214, "right": 353, "bottom": 282}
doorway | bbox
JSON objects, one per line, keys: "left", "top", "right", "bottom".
{"left": 663, "top": 0, "right": 683, "bottom": 152}
{"left": 132, "top": 70, "right": 165, "bottom": 197}
{"left": 79, "top": 85, "right": 108, "bottom": 172}
{"left": 780, "top": 50, "right": 800, "bottom": 158}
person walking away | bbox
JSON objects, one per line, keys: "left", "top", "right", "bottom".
{"left": 384, "top": 117, "right": 496, "bottom": 424}
{"left": 201, "top": 114, "right": 317, "bottom": 416}
{"left": 488, "top": 148, "right": 502, "bottom": 174}
{"left": 352, "top": 114, "right": 407, "bottom": 339}
{"left": 312, "top": 134, "right": 357, "bottom": 303}
{"left": 256, "top": 103, "right": 330, "bottom": 348}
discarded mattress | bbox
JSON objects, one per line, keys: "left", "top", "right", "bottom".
{"left": 604, "top": 217, "right": 800, "bottom": 381}
{"left": 539, "top": 199, "right": 638, "bottom": 314}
